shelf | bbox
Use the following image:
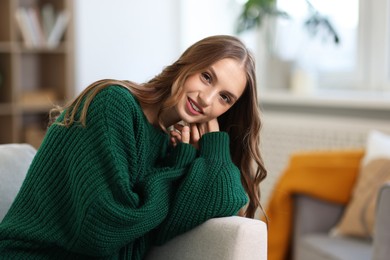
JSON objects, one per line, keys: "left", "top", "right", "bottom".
{"left": 16, "top": 43, "right": 69, "bottom": 53}
{"left": 24, "top": 123, "right": 47, "bottom": 148}
{"left": 0, "top": 42, "right": 68, "bottom": 53}
{"left": 0, "top": 42, "right": 13, "bottom": 52}
{"left": 18, "top": 103, "right": 56, "bottom": 113}
{"left": 0, "top": 42, "right": 69, "bottom": 52}
{"left": 22, "top": 112, "right": 50, "bottom": 148}
{"left": 261, "top": 89, "right": 390, "bottom": 111}
{"left": 0, "top": 1, "right": 11, "bottom": 42}
{"left": 0, "top": 115, "right": 15, "bottom": 143}
{"left": 0, "top": 53, "right": 12, "bottom": 103}
{"left": 259, "top": 89, "right": 390, "bottom": 122}
{"left": 18, "top": 96, "right": 58, "bottom": 112}
{"left": 19, "top": 53, "right": 67, "bottom": 100}
{"left": 0, "top": 103, "right": 14, "bottom": 115}
{"left": 0, "top": 0, "right": 73, "bottom": 147}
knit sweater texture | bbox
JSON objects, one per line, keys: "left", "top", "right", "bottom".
{"left": 0, "top": 85, "right": 248, "bottom": 259}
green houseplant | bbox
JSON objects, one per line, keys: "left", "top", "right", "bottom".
{"left": 236, "top": 0, "right": 288, "bottom": 34}
{"left": 236, "top": 0, "right": 339, "bottom": 44}
{"left": 236, "top": 0, "right": 341, "bottom": 92}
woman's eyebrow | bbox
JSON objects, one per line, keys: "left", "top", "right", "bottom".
{"left": 209, "top": 67, "right": 218, "bottom": 83}
{"left": 209, "top": 66, "right": 239, "bottom": 102}
{"left": 227, "top": 92, "right": 239, "bottom": 102}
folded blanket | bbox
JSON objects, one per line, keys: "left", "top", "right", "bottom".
{"left": 265, "top": 149, "right": 364, "bottom": 260}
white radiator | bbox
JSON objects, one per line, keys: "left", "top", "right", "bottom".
{"left": 259, "top": 111, "right": 390, "bottom": 206}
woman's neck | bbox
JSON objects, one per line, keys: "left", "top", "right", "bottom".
{"left": 141, "top": 103, "right": 179, "bottom": 129}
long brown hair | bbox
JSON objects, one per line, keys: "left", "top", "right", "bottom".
{"left": 51, "top": 35, "right": 267, "bottom": 219}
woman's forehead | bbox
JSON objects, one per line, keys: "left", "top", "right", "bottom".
{"left": 209, "top": 58, "right": 247, "bottom": 97}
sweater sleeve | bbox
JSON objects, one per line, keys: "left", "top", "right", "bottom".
{"left": 152, "top": 131, "right": 248, "bottom": 245}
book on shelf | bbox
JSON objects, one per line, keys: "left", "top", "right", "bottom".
{"left": 15, "top": 4, "right": 70, "bottom": 49}
{"left": 27, "top": 8, "right": 46, "bottom": 47}
{"left": 47, "top": 11, "right": 70, "bottom": 48}
{"left": 15, "top": 8, "right": 35, "bottom": 48}
{"left": 41, "top": 4, "right": 56, "bottom": 42}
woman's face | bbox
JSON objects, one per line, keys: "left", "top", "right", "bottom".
{"left": 175, "top": 58, "right": 247, "bottom": 124}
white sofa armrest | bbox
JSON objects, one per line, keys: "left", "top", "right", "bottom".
{"left": 145, "top": 216, "right": 267, "bottom": 260}
{"left": 0, "top": 143, "right": 36, "bottom": 221}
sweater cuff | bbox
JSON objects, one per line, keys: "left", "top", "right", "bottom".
{"left": 199, "top": 132, "right": 232, "bottom": 161}
{"left": 168, "top": 142, "right": 197, "bottom": 168}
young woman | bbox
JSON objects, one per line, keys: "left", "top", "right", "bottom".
{"left": 0, "top": 35, "right": 267, "bottom": 259}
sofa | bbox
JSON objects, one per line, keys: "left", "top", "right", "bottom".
{"left": 0, "top": 143, "right": 267, "bottom": 260}
{"left": 290, "top": 131, "right": 390, "bottom": 260}
{"left": 266, "top": 143, "right": 390, "bottom": 260}
{"left": 292, "top": 184, "right": 390, "bottom": 260}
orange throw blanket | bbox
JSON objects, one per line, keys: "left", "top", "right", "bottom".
{"left": 266, "top": 150, "right": 364, "bottom": 260}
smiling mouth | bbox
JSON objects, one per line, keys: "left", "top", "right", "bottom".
{"left": 188, "top": 98, "right": 203, "bottom": 114}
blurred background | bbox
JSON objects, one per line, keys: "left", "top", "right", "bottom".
{"left": 1, "top": 1, "right": 390, "bottom": 259}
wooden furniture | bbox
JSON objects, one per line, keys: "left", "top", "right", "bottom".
{"left": 0, "top": 0, "right": 73, "bottom": 148}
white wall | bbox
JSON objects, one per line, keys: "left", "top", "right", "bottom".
{"left": 73, "top": 0, "right": 181, "bottom": 93}
{"left": 179, "top": 0, "right": 241, "bottom": 52}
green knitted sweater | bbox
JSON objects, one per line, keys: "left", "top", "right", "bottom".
{"left": 0, "top": 86, "right": 248, "bottom": 259}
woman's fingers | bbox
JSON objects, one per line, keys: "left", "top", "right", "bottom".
{"left": 181, "top": 126, "right": 190, "bottom": 143}
{"left": 169, "top": 124, "right": 190, "bottom": 146}
{"left": 169, "top": 119, "right": 220, "bottom": 149}
{"left": 170, "top": 129, "right": 182, "bottom": 141}
{"left": 173, "top": 123, "right": 184, "bottom": 131}
{"left": 170, "top": 129, "right": 181, "bottom": 147}
{"left": 190, "top": 124, "right": 200, "bottom": 143}
{"left": 170, "top": 137, "right": 177, "bottom": 147}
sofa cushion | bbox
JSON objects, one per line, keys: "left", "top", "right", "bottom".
{"left": 333, "top": 159, "right": 390, "bottom": 238}
{"left": 297, "top": 233, "right": 372, "bottom": 260}
{"left": 361, "top": 130, "right": 390, "bottom": 166}
{"left": 332, "top": 131, "right": 390, "bottom": 238}
{"left": 0, "top": 143, "right": 36, "bottom": 221}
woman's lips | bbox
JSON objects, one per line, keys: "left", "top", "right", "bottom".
{"left": 187, "top": 98, "right": 203, "bottom": 115}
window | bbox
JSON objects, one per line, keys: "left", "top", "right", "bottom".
{"left": 179, "top": 0, "right": 390, "bottom": 92}
{"left": 273, "top": 0, "right": 390, "bottom": 91}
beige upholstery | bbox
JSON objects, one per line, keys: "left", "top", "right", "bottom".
{"left": 0, "top": 143, "right": 36, "bottom": 220}
{"left": 146, "top": 216, "right": 267, "bottom": 260}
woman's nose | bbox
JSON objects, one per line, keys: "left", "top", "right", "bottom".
{"left": 198, "top": 89, "right": 217, "bottom": 107}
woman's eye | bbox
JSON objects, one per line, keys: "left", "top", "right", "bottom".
{"left": 220, "top": 94, "right": 231, "bottom": 104}
{"left": 201, "top": 72, "right": 212, "bottom": 84}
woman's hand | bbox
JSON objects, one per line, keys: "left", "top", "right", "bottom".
{"left": 170, "top": 119, "right": 219, "bottom": 150}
